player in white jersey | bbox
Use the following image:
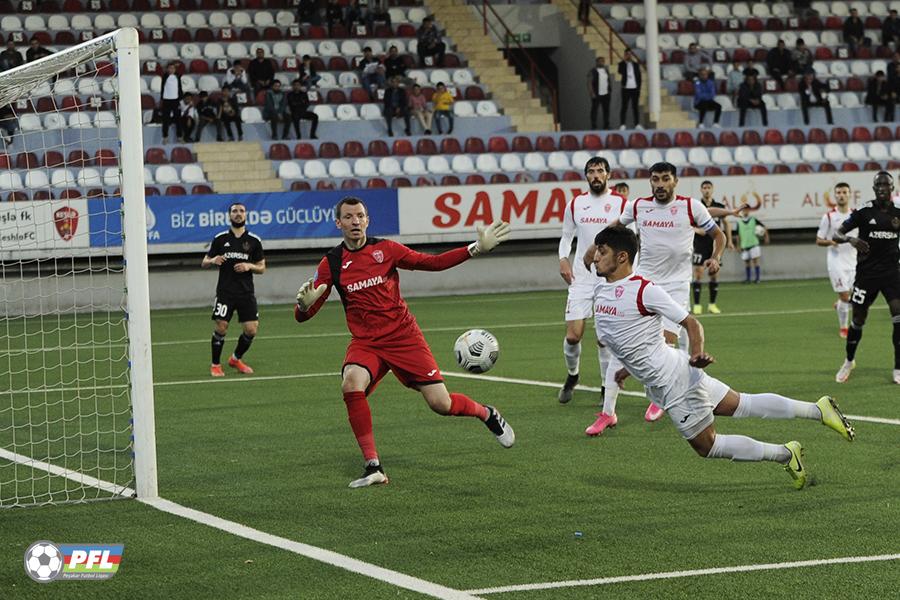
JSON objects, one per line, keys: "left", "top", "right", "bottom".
{"left": 582, "top": 224, "right": 853, "bottom": 488}
{"left": 815, "top": 182, "right": 857, "bottom": 338}
{"left": 557, "top": 157, "right": 627, "bottom": 403}
{"left": 602, "top": 162, "right": 728, "bottom": 425}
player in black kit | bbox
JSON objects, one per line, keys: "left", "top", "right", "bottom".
{"left": 692, "top": 180, "right": 733, "bottom": 315}
{"left": 832, "top": 171, "right": 900, "bottom": 384}
{"left": 201, "top": 202, "right": 266, "bottom": 377}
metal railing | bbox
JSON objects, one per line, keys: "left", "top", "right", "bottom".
{"left": 478, "top": 0, "right": 560, "bottom": 128}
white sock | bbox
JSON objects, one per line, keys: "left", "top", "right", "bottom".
{"left": 601, "top": 354, "right": 621, "bottom": 415}
{"left": 563, "top": 339, "right": 581, "bottom": 376}
{"left": 733, "top": 392, "right": 821, "bottom": 420}
{"left": 707, "top": 434, "right": 791, "bottom": 463}
{"left": 598, "top": 345, "right": 610, "bottom": 382}
{"left": 837, "top": 300, "right": 851, "bottom": 329}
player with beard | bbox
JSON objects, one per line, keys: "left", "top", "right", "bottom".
{"left": 202, "top": 202, "right": 266, "bottom": 376}
{"left": 557, "top": 157, "right": 627, "bottom": 405}
{"left": 816, "top": 182, "right": 856, "bottom": 338}
{"left": 833, "top": 172, "right": 900, "bottom": 384}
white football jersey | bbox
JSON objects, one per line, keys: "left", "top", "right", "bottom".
{"left": 558, "top": 190, "right": 627, "bottom": 293}
{"left": 816, "top": 208, "right": 856, "bottom": 269}
{"left": 620, "top": 195, "right": 715, "bottom": 285}
{"left": 592, "top": 274, "right": 691, "bottom": 393}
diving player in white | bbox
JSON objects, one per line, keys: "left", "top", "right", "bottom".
{"left": 815, "top": 182, "right": 856, "bottom": 338}
{"left": 557, "top": 156, "right": 626, "bottom": 403}
{"left": 583, "top": 224, "right": 854, "bottom": 489}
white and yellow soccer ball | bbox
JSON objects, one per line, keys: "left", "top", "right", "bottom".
{"left": 24, "top": 541, "right": 63, "bottom": 582}
{"left": 454, "top": 329, "right": 500, "bottom": 373}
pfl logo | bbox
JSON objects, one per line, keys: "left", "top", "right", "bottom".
{"left": 24, "top": 541, "right": 124, "bottom": 582}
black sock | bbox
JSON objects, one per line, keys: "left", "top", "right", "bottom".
{"left": 709, "top": 281, "right": 719, "bottom": 304}
{"left": 211, "top": 332, "right": 225, "bottom": 365}
{"left": 893, "top": 317, "right": 900, "bottom": 369}
{"left": 234, "top": 333, "right": 254, "bottom": 359}
{"left": 846, "top": 323, "right": 863, "bottom": 361}
{"left": 692, "top": 281, "right": 701, "bottom": 305}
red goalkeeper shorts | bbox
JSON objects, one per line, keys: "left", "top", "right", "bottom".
{"left": 343, "top": 331, "right": 443, "bottom": 394}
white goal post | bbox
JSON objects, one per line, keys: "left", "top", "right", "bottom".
{"left": 0, "top": 28, "right": 157, "bottom": 506}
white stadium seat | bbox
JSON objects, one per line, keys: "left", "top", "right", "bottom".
{"left": 451, "top": 155, "right": 476, "bottom": 174}
{"left": 303, "top": 160, "right": 327, "bottom": 179}
{"left": 154, "top": 166, "right": 180, "bottom": 184}
{"left": 209, "top": 12, "right": 229, "bottom": 28}
{"left": 801, "top": 144, "right": 823, "bottom": 162}
{"left": 846, "top": 143, "right": 867, "bottom": 161}
{"left": 0, "top": 172, "right": 24, "bottom": 191}
{"left": 378, "top": 157, "right": 402, "bottom": 176}
{"left": 402, "top": 156, "right": 427, "bottom": 176}
{"left": 734, "top": 145, "right": 756, "bottom": 163}
{"left": 328, "top": 159, "right": 353, "bottom": 178}
{"left": 426, "top": 156, "right": 452, "bottom": 175}
{"left": 547, "top": 152, "right": 570, "bottom": 171}
{"left": 476, "top": 154, "right": 501, "bottom": 173}
{"left": 25, "top": 171, "right": 50, "bottom": 190}
{"left": 823, "top": 143, "right": 846, "bottom": 162}
{"left": 778, "top": 145, "right": 801, "bottom": 163}
{"left": 313, "top": 105, "right": 336, "bottom": 121}
{"left": 103, "top": 168, "right": 119, "bottom": 187}
{"left": 499, "top": 153, "right": 524, "bottom": 172}
{"left": 77, "top": 168, "right": 102, "bottom": 188}
{"left": 69, "top": 113, "right": 93, "bottom": 129}
{"left": 353, "top": 158, "right": 378, "bottom": 177}
{"left": 453, "top": 102, "right": 475, "bottom": 117}
{"left": 757, "top": 146, "right": 779, "bottom": 163}
{"left": 711, "top": 147, "right": 733, "bottom": 165}
{"left": 51, "top": 169, "right": 77, "bottom": 188}
{"left": 231, "top": 12, "right": 252, "bottom": 27}
{"left": 523, "top": 152, "right": 547, "bottom": 171}
{"left": 476, "top": 101, "right": 499, "bottom": 117}
{"left": 336, "top": 105, "right": 360, "bottom": 121}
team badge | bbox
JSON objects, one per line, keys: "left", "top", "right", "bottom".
{"left": 615, "top": 286, "right": 624, "bottom": 298}
{"left": 670, "top": 206, "right": 678, "bottom": 215}
{"left": 604, "top": 204, "right": 611, "bottom": 212}
{"left": 53, "top": 207, "right": 79, "bottom": 241}
{"left": 372, "top": 250, "right": 384, "bottom": 263}
{"left": 892, "top": 217, "right": 900, "bottom": 230}
{"left": 242, "top": 241, "right": 250, "bottom": 251}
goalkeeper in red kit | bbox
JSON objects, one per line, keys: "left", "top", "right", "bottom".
{"left": 295, "top": 196, "right": 515, "bottom": 488}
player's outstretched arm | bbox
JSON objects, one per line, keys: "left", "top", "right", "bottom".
{"left": 468, "top": 220, "right": 511, "bottom": 256}
{"left": 680, "top": 315, "right": 715, "bottom": 368}
{"left": 294, "top": 277, "right": 329, "bottom": 324}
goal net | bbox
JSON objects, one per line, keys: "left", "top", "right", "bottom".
{"left": 0, "top": 28, "right": 157, "bottom": 507}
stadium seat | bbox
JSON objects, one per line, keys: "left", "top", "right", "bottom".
{"left": 465, "top": 174, "right": 486, "bottom": 185}
{"left": 368, "top": 140, "right": 389, "bottom": 157}
{"left": 170, "top": 147, "right": 193, "bottom": 163}
{"left": 874, "top": 126, "right": 893, "bottom": 142}
{"left": 440, "top": 138, "right": 462, "bottom": 155}
{"left": 402, "top": 156, "right": 427, "bottom": 176}
{"left": 451, "top": 155, "right": 476, "bottom": 174}
{"left": 426, "top": 156, "right": 451, "bottom": 175}
{"left": 652, "top": 132, "right": 673, "bottom": 148}
{"left": 378, "top": 157, "right": 403, "bottom": 176}
{"left": 464, "top": 137, "right": 486, "bottom": 154}
{"left": 523, "top": 153, "right": 547, "bottom": 172}
{"left": 476, "top": 154, "right": 501, "bottom": 174}
{"left": 535, "top": 136, "right": 555, "bottom": 152}
{"left": 581, "top": 134, "right": 602, "bottom": 150}
{"left": 559, "top": 135, "right": 579, "bottom": 151}
{"left": 801, "top": 144, "right": 823, "bottom": 162}
{"left": 303, "top": 160, "right": 327, "bottom": 179}
{"left": 339, "top": 179, "right": 362, "bottom": 189}
{"left": 851, "top": 127, "right": 873, "bottom": 142}
{"left": 392, "top": 139, "right": 414, "bottom": 156}
{"left": 686, "top": 147, "right": 710, "bottom": 166}
{"left": 269, "top": 143, "right": 291, "bottom": 160}
{"left": 441, "top": 175, "right": 461, "bottom": 186}
{"left": 778, "top": 145, "right": 801, "bottom": 163}
{"left": 764, "top": 130, "right": 785, "bottom": 145}
{"left": 830, "top": 128, "right": 850, "bottom": 143}
{"left": 742, "top": 130, "right": 763, "bottom": 146}
{"left": 391, "top": 178, "right": 412, "bottom": 188}
{"left": 343, "top": 141, "right": 365, "bottom": 158}
{"left": 808, "top": 128, "right": 828, "bottom": 144}
{"left": 547, "top": 152, "right": 569, "bottom": 171}
{"left": 773, "top": 164, "right": 791, "bottom": 174}
{"left": 353, "top": 158, "right": 377, "bottom": 178}
{"left": 367, "top": 178, "right": 388, "bottom": 188}
{"left": 499, "top": 154, "right": 524, "bottom": 172}
{"left": 488, "top": 137, "right": 510, "bottom": 153}
{"left": 512, "top": 136, "right": 533, "bottom": 153}
{"left": 319, "top": 142, "right": 341, "bottom": 159}
{"left": 818, "top": 163, "right": 837, "bottom": 172}
{"left": 416, "top": 139, "right": 438, "bottom": 156}
{"left": 328, "top": 160, "right": 353, "bottom": 178}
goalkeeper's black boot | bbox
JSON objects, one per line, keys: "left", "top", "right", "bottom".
{"left": 349, "top": 462, "right": 388, "bottom": 489}
{"left": 558, "top": 374, "right": 579, "bottom": 404}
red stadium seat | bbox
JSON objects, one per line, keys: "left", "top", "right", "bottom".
{"left": 846, "top": 77, "right": 865, "bottom": 92}
{"left": 732, "top": 48, "right": 751, "bottom": 62}
{"left": 269, "top": 143, "right": 291, "bottom": 160}
{"left": 341, "top": 178, "right": 362, "bottom": 189}
{"left": 0, "top": 153, "right": 8, "bottom": 169}
{"left": 368, "top": 140, "right": 389, "bottom": 157}
{"left": 465, "top": 174, "right": 486, "bottom": 185}
{"left": 605, "top": 133, "right": 626, "bottom": 150}
{"left": 830, "top": 128, "right": 850, "bottom": 143}
{"left": 705, "top": 18, "right": 723, "bottom": 32}
{"left": 773, "top": 164, "right": 791, "bottom": 174}
{"left": 164, "top": 185, "right": 186, "bottom": 195}
{"left": 416, "top": 176, "right": 435, "bottom": 186}
{"left": 464, "top": 137, "right": 486, "bottom": 154}
{"left": 391, "top": 177, "right": 411, "bottom": 188}
{"left": 702, "top": 166, "right": 722, "bottom": 176}
{"left": 490, "top": 174, "right": 510, "bottom": 184}
{"left": 263, "top": 27, "right": 283, "bottom": 40}
{"left": 745, "top": 17, "right": 763, "bottom": 31}
{"left": 170, "top": 147, "right": 193, "bottom": 163}
{"left": 864, "top": 161, "right": 883, "bottom": 171}
{"left": 392, "top": 139, "right": 414, "bottom": 156}
{"left": 319, "top": 142, "right": 341, "bottom": 158}
{"left": 535, "top": 136, "right": 555, "bottom": 152}
{"left": 851, "top": 127, "right": 872, "bottom": 142}
{"left": 727, "top": 166, "right": 746, "bottom": 175}
{"left": 349, "top": 88, "right": 369, "bottom": 103}
{"left": 67, "top": 150, "right": 90, "bottom": 167}
{"left": 802, "top": 16, "right": 824, "bottom": 29}
{"left": 171, "top": 29, "right": 192, "bottom": 43}
{"left": 765, "top": 17, "right": 784, "bottom": 31}
{"left": 749, "top": 165, "right": 769, "bottom": 174}
{"left": 416, "top": 138, "right": 438, "bottom": 155}
{"left": 818, "top": 163, "right": 837, "bottom": 172}
{"left": 145, "top": 148, "right": 167, "bottom": 164}
{"left": 316, "top": 180, "right": 336, "bottom": 190}
{"left": 651, "top": 132, "right": 672, "bottom": 148}
{"left": 440, "top": 138, "right": 462, "bottom": 154}
{"left": 191, "top": 184, "right": 213, "bottom": 194}
{"left": 343, "top": 140, "right": 365, "bottom": 158}
{"left": 440, "top": 175, "right": 460, "bottom": 186}
{"left": 32, "top": 191, "right": 54, "bottom": 200}
{"left": 511, "top": 136, "right": 533, "bottom": 153}
{"left": 581, "top": 133, "right": 602, "bottom": 150}
{"left": 824, "top": 16, "right": 842, "bottom": 29}
{"left": 717, "top": 130, "right": 739, "bottom": 146}
{"left": 195, "top": 28, "right": 215, "bottom": 42}
{"left": 681, "top": 167, "right": 700, "bottom": 177}
{"left": 538, "top": 172, "right": 559, "bottom": 181}
{"left": 742, "top": 130, "right": 762, "bottom": 145}
{"left": 290, "top": 180, "right": 311, "bottom": 191}
{"left": 795, "top": 163, "right": 814, "bottom": 173}
{"left": 44, "top": 151, "right": 64, "bottom": 167}
{"left": 865, "top": 16, "right": 883, "bottom": 29}
{"left": 464, "top": 86, "right": 485, "bottom": 101}
{"left": 239, "top": 28, "right": 261, "bottom": 42}
{"left": 633, "top": 168, "right": 650, "bottom": 178}
{"left": 673, "top": 131, "right": 695, "bottom": 147}
{"left": 190, "top": 59, "right": 210, "bottom": 74}
{"left": 815, "top": 47, "right": 833, "bottom": 60}
{"left": 623, "top": 20, "right": 642, "bottom": 34}
{"left": 326, "top": 90, "right": 347, "bottom": 104}
{"left": 328, "top": 56, "right": 349, "bottom": 71}
{"left": 685, "top": 18, "right": 703, "bottom": 32}
{"left": 293, "top": 143, "right": 316, "bottom": 159}
{"left": 764, "top": 130, "right": 784, "bottom": 145}
{"left": 488, "top": 136, "right": 510, "bottom": 153}
{"left": 786, "top": 129, "right": 805, "bottom": 144}
{"left": 55, "top": 32, "right": 76, "bottom": 45}
{"left": 609, "top": 169, "right": 628, "bottom": 179}
{"left": 695, "top": 130, "right": 716, "bottom": 146}
{"left": 396, "top": 24, "right": 416, "bottom": 37}
{"left": 144, "top": 186, "right": 160, "bottom": 196}
{"left": 308, "top": 26, "right": 328, "bottom": 39}
{"left": 841, "top": 162, "right": 861, "bottom": 172}
{"left": 808, "top": 128, "right": 828, "bottom": 144}
{"left": 677, "top": 80, "right": 694, "bottom": 95}
{"left": 94, "top": 149, "right": 118, "bottom": 166}
{"left": 558, "top": 134, "right": 579, "bottom": 151}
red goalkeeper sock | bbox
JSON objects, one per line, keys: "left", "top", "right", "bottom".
{"left": 448, "top": 392, "right": 489, "bottom": 420}
{"left": 343, "top": 391, "right": 377, "bottom": 462}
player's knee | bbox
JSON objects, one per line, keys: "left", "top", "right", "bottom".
{"left": 214, "top": 323, "right": 228, "bottom": 335}
{"left": 565, "top": 335, "right": 581, "bottom": 345}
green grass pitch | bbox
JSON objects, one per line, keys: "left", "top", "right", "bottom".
{"left": 1, "top": 279, "right": 898, "bottom": 598}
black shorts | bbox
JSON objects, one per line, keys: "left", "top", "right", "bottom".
{"left": 211, "top": 294, "right": 259, "bottom": 323}
{"left": 850, "top": 273, "right": 900, "bottom": 308}
{"left": 692, "top": 237, "right": 714, "bottom": 266}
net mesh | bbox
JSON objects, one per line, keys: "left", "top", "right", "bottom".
{"left": 0, "top": 33, "right": 136, "bottom": 507}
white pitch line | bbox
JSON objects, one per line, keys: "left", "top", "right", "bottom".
{"left": 0, "top": 447, "right": 135, "bottom": 498}
{"left": 465, "top": 554, "right": 900, "bottom": 595}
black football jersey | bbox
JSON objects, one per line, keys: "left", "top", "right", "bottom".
{"left": 840, "top": 202, "right": 900, "bottom": 279}
{"left": 206, "top": 229, "right": 265, "bottom": 296}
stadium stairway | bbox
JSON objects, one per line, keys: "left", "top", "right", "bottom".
{"left": 551, "top": 0, "right": 694, "bottom": 129}
{"left": 194, "top": 141, "right": 283, "bottom": 193}
{"left": 425, "top": 0, "right": 557, "bottom": 132}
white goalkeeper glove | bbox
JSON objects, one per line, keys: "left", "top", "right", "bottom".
{"left": 296, "top": 277, "right": 327, "bottom": 311}
{"left": 468, "top": 220, "right": 511, "bottom": 256}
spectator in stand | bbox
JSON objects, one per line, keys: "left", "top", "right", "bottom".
{"left": 417, "top": 17, "right": 446, "bottom": 67}
{"left": 297, "top": 0, "right": 320, "bottom": 25}
{"left": 682, "top": 43, "right": 711, "bottom": 80}
{"left": 248, "top": 48, "right": 276, "bottom": 95}
{"left": 384, "top": 45, "right": 409, "bottom": 84}
{"left": 843, "top": 8, "right": 869, "bottom": 57}
{"left": 344, "top": 0, "right": 365, "bottom": 32}
{"left": 578, "top": 0, "right": 591, "bottom": 25}
{"left": 726, "top": 60, "right": 744, "bottom": 103}
{"left": 693, "top": 68, "right": 721, "bottom": 128}
{"left": 766, "top": 39, "right": 793, "bottom": 89}
{"left": 0, "top": 41, "right": 24, "bottom": 72}
{"left": 298, "top": 55, "right": 321, "bottom": 88}
{"left": 160, "top": 62, "right": 183, "bottom": 144}
{"left": 358, "top": 46, "right": 385, "bottom": 96}
{"left": 798, "top": 70, "right": 834, "bottom": 125}
{"left": 791, "top": 39, "right": 813, "bottom": 73}
{"left": 367, "top": 1, "right": 392, "bottom": 31}
{"left": 218, "top": 87, "right": 243, "bottom": 141}
{"left": 618, "top": 49, "right": 642, "bottom": 130}
{"left": 737, "top": 70, "right": 768, "bottom": 126}
{"left": 325, "top": 0, "right": 344, "bottom": 34}
{"left": 866, "top": 70, "right": 894, "bottom": 121}
{"left": 888, "top": 51, "right": 900, "bottom": 95}
{"left": 263, "top": 79, "right": 291, "bottom": 139}
{"left": 25, "top": 37, "right": 53, "bottom": 63}
{"left": 587, "top": 56, "right": 611, "bottom": 130}
{"left": 0, "top": 104, "right": 17, "bottom": 146}
{"left": 194, "top": 91, "right": 221, "bottom": 142}
{"left": 383, "top": 76, "right": 412, "bottom": 137}
{"left": 883, "top": 9, "right": 900, "bottom": 47}
{"left": 178, "top": 92, "right": 197, "bottom": 142}
{"left": 287, "top": 79, "right": 319, "bottom": 140}
{"left": 432, "top": 81, "right": 454, "bottom": 135}
{"left": 223, "top": 61, "right": 251, "bottom": 97}
{"left": 614, "top": 182, "right": 629, "bottom": 201}
{"left": 408, "top": 83, "right": 433, "bottom": 134}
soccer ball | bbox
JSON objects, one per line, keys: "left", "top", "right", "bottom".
{"left": 454, "top": 329, "right": 499, "bottom": 373}
{"left": 24, "top": 541, "right": 62, "bottom": 582}
{"left": 755, "top": 224, "right": 765, "bottom": 238}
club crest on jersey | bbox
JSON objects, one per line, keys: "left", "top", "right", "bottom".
{"left": 604, "top": 204, "right": 611, "bottom": 212}
{"left": 670, "top": 206, "right": 678, "bottom": 215}
{"left": 242, "top": 241, "right": 250, "bottom": 251}
{"left": 372, "top": 250, "right": 384, "bottom": 263}
{"left": 892, "top": 217, "right": 900, "bottom": 229}
{"left": 615, "top": 286, "right": 625, "bottom": 298}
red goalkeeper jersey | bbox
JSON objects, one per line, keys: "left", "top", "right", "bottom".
{"left": 295, "top": 237, "right": 471, "bottom": 342}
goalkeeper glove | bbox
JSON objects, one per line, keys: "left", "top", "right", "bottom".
{"left": 468, "top": 220, "right": 511, "bottom": 256}
{"left": 296, "top": 278, "right": 327, "bottom": 311}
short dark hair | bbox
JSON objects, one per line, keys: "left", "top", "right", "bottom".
{"left": 335, "top": 196, "right": 367, "bottom": 217}
{"left": 583, "top": 156, "right": 610, "bottom": 175}
{"left": 594, "top": 224, "right": 638, "bottom": 264}
{"left": 835, "top": 182, "right": 850, "bottom": 190}
{"left": 874, "top": 170, "right": 892, "bottom": 182}
{"left": 701, "top": 180, "right": 713, "bottom": 186}
{"left": 228, "top": 202, "right": 246, "bottom": 212}
{"left": 649, "top": 162, "right": 677, "bottom": 177}
{"left": 615, "top": 182, "right": 629, "bottom": 191}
